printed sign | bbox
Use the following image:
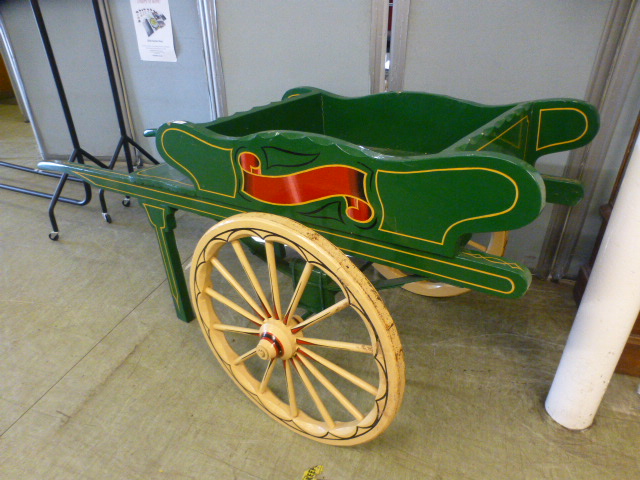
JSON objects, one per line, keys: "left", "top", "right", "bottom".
{"left": 130, "top": 0, "right": 176, "bottom": 62}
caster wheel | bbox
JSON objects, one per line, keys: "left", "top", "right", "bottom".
{"left": 103, "top": 213, "right": 112, "bottom": 224}
{"left": 122, "top": 197, "right": 131, "bottom": 207}
{"left": 191, "top": 213, "right": 405, "bottom": 445}
{"left": 49, "top": 232, "right": 59, "bottom": 241}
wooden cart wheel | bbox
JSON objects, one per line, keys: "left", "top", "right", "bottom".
{"left": 190, "top": 213, "right": 405, "bottom": 445}
{"left": 373, "top": 231, "right": 509, "bottom": 297}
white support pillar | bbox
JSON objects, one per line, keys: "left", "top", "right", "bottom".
{"left": 545, "top": 133, "right": 640, "bottom": 430}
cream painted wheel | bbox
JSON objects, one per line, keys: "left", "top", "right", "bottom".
{"left": 373, "top": 231, "right": 509, "bottom": 297}
{"left": 190, "top": 213, "right": 405, "bottom": 445}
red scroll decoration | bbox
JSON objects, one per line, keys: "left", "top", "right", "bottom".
{"left": 239, "top": 152, "right": 373, "bottom": 223}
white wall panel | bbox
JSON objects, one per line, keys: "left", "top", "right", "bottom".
{"left": 106, "top": 0, "right": 211, "bottom": 154}
{"left": 0, "top": 0, "right": 120, "bottom": 157}
{"left": 0, "top": 0, "right": 212, "bottom": 158}
{"left": 216, "top": 0, "right": 373, "bottom": 114}
{"left": 398, "top": 0, "right": 611, "bottom": 269}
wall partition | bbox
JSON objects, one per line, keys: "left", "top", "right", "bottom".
{"left": 204, "top": 0, "right": 388, "bottom": 116}
{"left": 0, "top": 0, "right": 388, "bottom": 157}
{"left": 389, "top": 0, "right": 613, "bottom": 272}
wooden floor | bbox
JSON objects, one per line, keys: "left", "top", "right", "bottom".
{"left": 2, "top": 103, "right": 640, "bottom": 479}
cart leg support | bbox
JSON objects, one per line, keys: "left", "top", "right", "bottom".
{"left": 143, "top": 203, "right": 195, "bottom": 323}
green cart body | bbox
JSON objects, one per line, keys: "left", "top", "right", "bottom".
{"left": 40, "top": 86, "right": 598, "bottom": 321}
{"left": 39, "top": 87, "right": 599, "bottom": 445}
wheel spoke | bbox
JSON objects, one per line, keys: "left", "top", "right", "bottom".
{"left": 298, "top": 337, "right": 373, "bottom": 354}
{"left": 284, "top": 262, "right": 314, "bottom": 323}
{"left": 298, "top": 354, "right": 364, "bottom": 421}
{"left": 191, "top": 213, "right": 404, "bottom": 444}
{"left": 233, "top": 347, "right": 257, "bottom": 365}
{"left": 291, "top": 297, "right": 350, "bottom": 333}
{"left": 467, "top": 240, "right": 488, "bottom": 252}
{"left": 284, "top": 359, "right": 298, "bottom": 418}
{"left": 212, "top": 324, "right": 260, "bottom": 336}
{"left": 298, "top": 346, "right": 378, "bottom": 396}
{"left": 265, "top": 241, "right": 283, "bottom": 320}
{"left": 293, "top": 357, "right": 335, "bottom": 429}
{"left": 231, "top": 240, "right": 274, "bottom": 317}
{"left": 212, "top": 258, "right": 266, "bottom": 317}
{"left": 205, "top": 287, "right": 264, "bottom": 326}
{"left": 259, "top": 359, "right": 277, "bottom": 394}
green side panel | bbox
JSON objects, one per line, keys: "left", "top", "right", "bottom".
{"left": 371, "top": 153, "right": 545, "bottom": 257}
{"left": 527, "top": 99, "right": 599, "bottom": 163}
{"left": 38, "top": 131, "right": 547, "bottom": 262}
{"left": 377, "top": 168, "right": 517, "bottom": 246}
{"left": 157, "top": 125, "right": 237, "bottom": 197}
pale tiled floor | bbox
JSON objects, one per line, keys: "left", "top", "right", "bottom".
{"left": 1, "top": 102, "right": 639, "bottom": 479}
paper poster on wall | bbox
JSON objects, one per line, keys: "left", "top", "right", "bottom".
{"left": 130, "top": 0, "right": 177, "bottom": 62}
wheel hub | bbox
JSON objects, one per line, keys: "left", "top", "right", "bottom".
{"left": 255, "top": 319, "right": 298, "bottom": 360}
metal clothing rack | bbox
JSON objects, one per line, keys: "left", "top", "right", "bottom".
{"left": 0, "top": 0, "right": 159, "bottom": 240}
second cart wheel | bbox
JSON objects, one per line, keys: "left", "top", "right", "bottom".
{"left": 190, "top": 213, "right": 405, "bottom": 445}
{"left": 373, "top": 231, "right": 509, "bottom": 298}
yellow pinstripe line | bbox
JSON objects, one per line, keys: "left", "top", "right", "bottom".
{"left": 75, "top": 172, "right": 244, "bottom": 217}
{"left": 477, "top": 116, "right": 529, "bottom": 151}
{"left": 341, "top": 246, "right": 516, "bottom": 295}
{"left": 76, "top": 170, "right": 520, "bottom": 296}
{"left": 536, "top": 108, "right": 588, "bottom": 151}
{"left": 160, "top": 128, "right": 238, "bottom": 198}
{"left": 374, "top": 167, "right": 519, "bottom": 246}
{"left": 317, "top": 228, "right": 518, "bottom": 295}
{"left": 143, "top": 204, "right": 180, "bottom": 305}
{"left": 137, "top": 164, "right": 193, "bottom": 187}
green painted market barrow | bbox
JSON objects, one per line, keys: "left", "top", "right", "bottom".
{"left": 39, "top": 87, "right": 598, "bottom": 445}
